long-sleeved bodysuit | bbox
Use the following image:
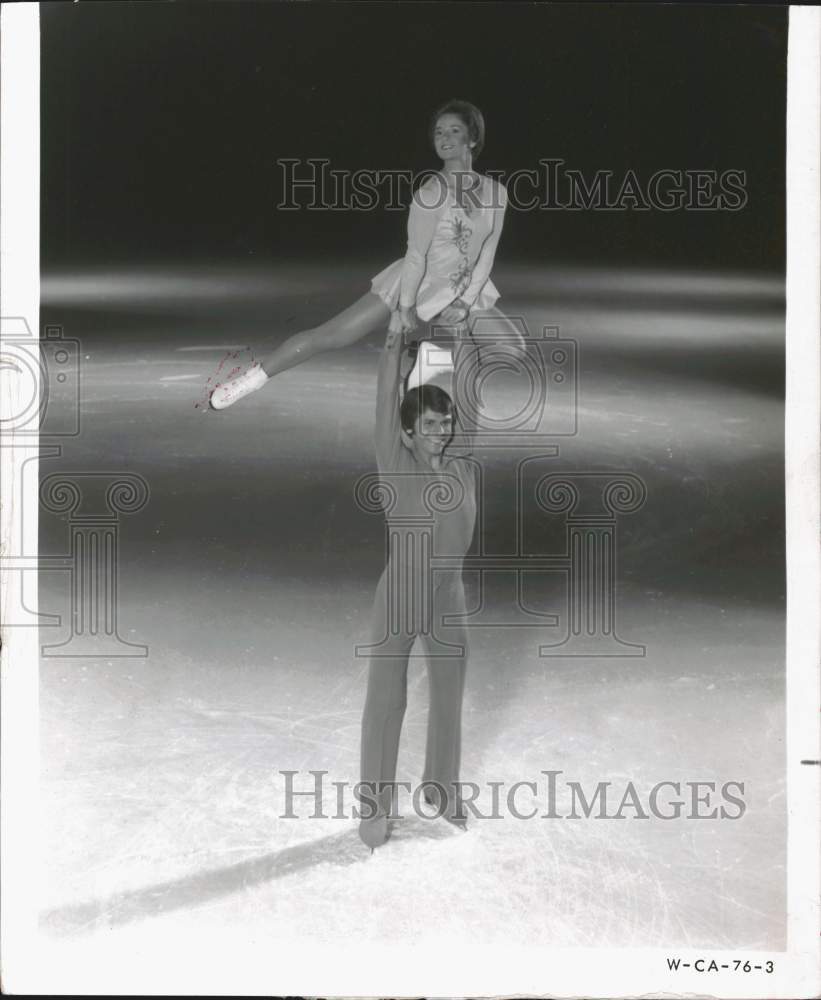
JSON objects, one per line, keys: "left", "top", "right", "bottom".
{"left": 370, "top": 174, "right": 508, "bottom": 321}
{"left": 358, "top": 334, "right": 478, "bottom": 821}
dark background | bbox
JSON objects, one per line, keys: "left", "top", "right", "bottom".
{"left": 40, "top": 1, "right": 787, "bottom": 271}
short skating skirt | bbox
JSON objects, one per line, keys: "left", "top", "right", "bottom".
{"left": 370, "top": 258, "right": 501, "bottom": 323}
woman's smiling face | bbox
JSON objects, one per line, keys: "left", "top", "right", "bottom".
{"left": 433, "top": 114, "right": 474, "bottom": 162}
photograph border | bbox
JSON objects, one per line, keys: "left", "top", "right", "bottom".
{"left": 1, "top": 3, "right": 818, "bottom": 996}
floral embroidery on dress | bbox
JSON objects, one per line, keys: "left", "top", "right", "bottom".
{"left": 448, "top": 258, "right": 473, "bottom": 295}
{"left": 445, "top": 212, "right": 474, "bottom": 294}
{"left": 446, "top": 215, "right": 473, "bottom": 255}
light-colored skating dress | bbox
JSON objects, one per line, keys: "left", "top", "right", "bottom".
{"left": 370, "top": 174, "right": 508, "bottom": 323}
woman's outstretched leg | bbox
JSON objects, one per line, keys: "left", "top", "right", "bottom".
{"left": 466, "top": 306, "right": 528, "bottom": 358}
{"left": 260, "top": 291, "right": 390, "bottom": 377}
{"left": 210, "top": 290, "right": 390, "bottom": 410}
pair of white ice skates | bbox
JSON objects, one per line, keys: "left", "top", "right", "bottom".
{"left": 208, "top": 340, "right": 454, "bottom": 410}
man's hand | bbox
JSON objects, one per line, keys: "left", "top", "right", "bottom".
{"left": 398, "top": 305, "right": 419, "bottom": 334}
{"left": 385, "top": 318, "right": 403, "bottom": 351}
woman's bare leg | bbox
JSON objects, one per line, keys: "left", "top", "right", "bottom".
{"left": 260, "top": 291, "right": 391, "bottom": 378}
{"left": 466, "top": 306, "right": 528, "bottom": 357}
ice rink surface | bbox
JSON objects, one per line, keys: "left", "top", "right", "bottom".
{"left": 37, "top": 261, "right": 785, "bottom": 955}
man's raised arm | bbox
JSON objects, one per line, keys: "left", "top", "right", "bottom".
{"left": 374, "top": 321, "right": 405, "bottom": 471}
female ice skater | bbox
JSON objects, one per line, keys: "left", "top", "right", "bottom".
{"left": 357, "top": 320, "right": 480, "bottom": 851}
{"left": 208, "top": 98, "right": 521, "bottom": 410}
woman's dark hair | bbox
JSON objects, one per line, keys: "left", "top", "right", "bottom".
{"left": 400, "top": 384, "right": 454, "bottom": 435}
{"left": 429, "top": 99, "right": 485, "bottom": 160}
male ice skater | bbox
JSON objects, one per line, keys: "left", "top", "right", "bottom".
{"left": 357, "top": 317, "right": 480, "bottom": 850}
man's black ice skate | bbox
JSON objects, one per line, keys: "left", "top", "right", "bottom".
{"left": 359, "top": 811, "right": 390, "bottom": 851}
{"left": 423, "top": 785, "right": 468, "bottom": 831}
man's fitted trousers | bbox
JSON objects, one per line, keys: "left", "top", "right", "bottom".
{"left": 359, "top": 567, "right": 468, "bottom": 819}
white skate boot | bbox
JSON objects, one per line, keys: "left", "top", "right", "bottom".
{"left": 404, "top": 340, "right": 454, "bottom": 392}
{"left": 209, "top": 361, "right": 269, "bottom": 410}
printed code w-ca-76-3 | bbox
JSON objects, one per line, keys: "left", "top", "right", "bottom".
{"left": 667, "top": 958, "right": 774, "bottom": 973}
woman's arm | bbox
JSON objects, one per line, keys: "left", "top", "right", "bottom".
{"left": 460, "top": 180, "right": 508, "bottom": 309}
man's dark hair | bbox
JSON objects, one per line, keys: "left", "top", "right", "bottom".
{"left": 429, "top": 99, "right": 486, "bottom": 160}
{"left": 400, "top": 384, "right": 454, "bottom": 435}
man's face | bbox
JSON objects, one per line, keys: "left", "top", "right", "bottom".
{"left": 413, "top": 407, "right": 454, "bottom": 459}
